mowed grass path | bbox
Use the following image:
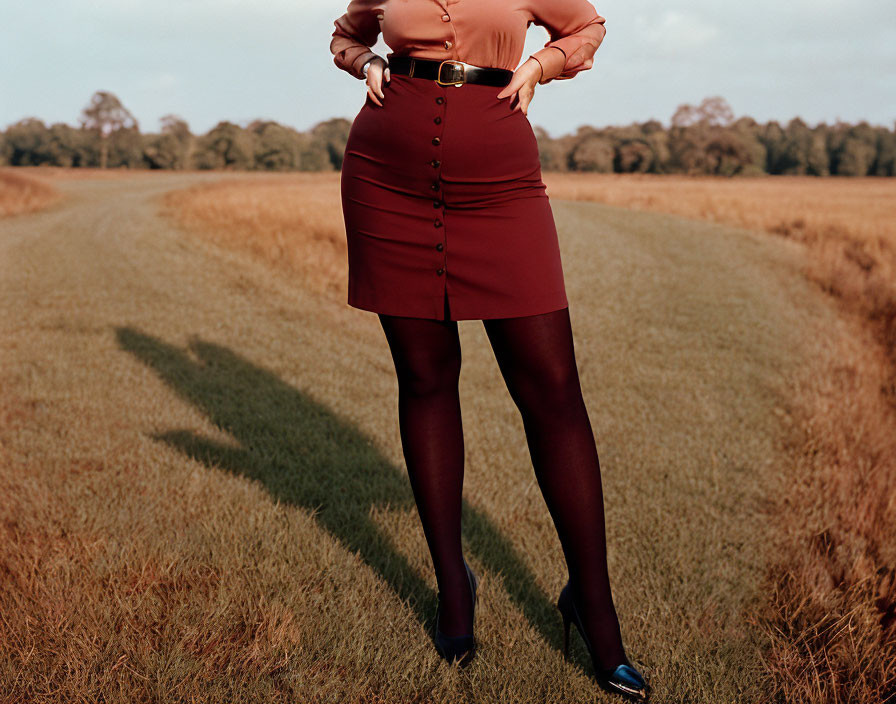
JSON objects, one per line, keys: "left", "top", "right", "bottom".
{"left": 0, "top": 173, "right": 840, "bottom": 703}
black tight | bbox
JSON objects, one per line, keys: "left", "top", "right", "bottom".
{"left": 378, "top": 306, "right": 626, "bottom": 670}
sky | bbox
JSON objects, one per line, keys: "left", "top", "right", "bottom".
{"left": 1, "top": 0, "right": 894, "bottom": 139}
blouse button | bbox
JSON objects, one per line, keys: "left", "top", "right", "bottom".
{"left": 434, "top": 116, "right": 442, "bottom": 124}
{"left": 430, "top": 159, "right": 441, "bottom": 167}
{"left": 432, "top": 136, "right": 441, "bottom": 146}
{"left": 441, "top": 13, "right": 450, "bottom": 22}
{"left": 434, "top": 219, "right": 443, "bottom": 227}
{"left": 435, "top": 96, "right": 445, "bottom": 105}
{"left": 436, "top": 267, "right": 445, "bottom": 276}
{"left": 444, "top": 40, "right": 453, "bottom": 49}
{"left": 436, "top": 242, "right": 444, "bottom": 251}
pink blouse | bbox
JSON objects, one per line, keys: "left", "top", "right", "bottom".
{"left": 329, "top": 0, "right": 606, "bottom": 86}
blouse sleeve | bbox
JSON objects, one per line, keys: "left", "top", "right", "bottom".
{"left": 330, "top": 0, "right": 383, "bottom": 80}
{"left": 527, "top": 0, "right": 606, "bottom": 85}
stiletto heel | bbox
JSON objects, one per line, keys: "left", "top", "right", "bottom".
{"left": 433, "top": 558, "right": 479, "bottom": 667}
{"left": 556, "top": 581, "right": 651, "bottom": 702}
{"left": 561, "top": 608, "right": 572, "bottom": 657}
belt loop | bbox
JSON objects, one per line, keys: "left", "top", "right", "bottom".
{"left": 408, "top": 58, "right": 415, "bottom": 79}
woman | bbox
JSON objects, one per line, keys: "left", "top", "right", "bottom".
{"left": 329, "top": 1, "right": 650, "bottom": 700}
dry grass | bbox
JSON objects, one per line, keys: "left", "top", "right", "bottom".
{"left": 3, "top": 171, "right": 837, "bottom": 702}
{"left": 1, "top": 168, "right": 892, "bottom": 700}
{"left": 0, "top": 169, "right": 63, "bottom": 217}
{"left": 748, "top": 313, "right": 896, "bottom": 703}
{"left": 543, "top": 172, "right": 896, "bottom": 377}
{"left": 545, "top": 172, "right": 896, "bottom": 703}
{"left": 159, "top": 174, "right": 347, "bottom": 297}
{"left": 157, "top": 170, "right": 896, "bottom": 702}
{"left": 13, "top": 165, "right": 175, "bottom": 180}
{"left": 542, "top": 173, "right": 895, "bottom": 250}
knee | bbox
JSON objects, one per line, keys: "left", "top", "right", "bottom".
{"left": 396, "top": 354, "right": 461, "bottom": 398}
{"left": 514, "top": 361, "right": 584, "bottom": 419}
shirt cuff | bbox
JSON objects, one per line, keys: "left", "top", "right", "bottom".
{"left": 527, "top": 46, "right": 567, "bottom": 85}
{"left": 351, "top": 50, "right": 379, "bottom": 79}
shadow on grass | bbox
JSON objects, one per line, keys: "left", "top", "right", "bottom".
{"left": 116, "top": 327, "right": 580, "bottom": 664}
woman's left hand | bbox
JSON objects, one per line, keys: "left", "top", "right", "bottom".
{"left": 496, "top": 58, "right": 543, "bottom": 115}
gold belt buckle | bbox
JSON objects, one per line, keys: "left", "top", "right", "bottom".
{"left": 436, "top": 60, "right": 465, "bottom": 86}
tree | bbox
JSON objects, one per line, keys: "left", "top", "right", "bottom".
{"left": 569, "top": 134, "right": 614, "bottom": 172}
{"left": 2, "top": 118, "right": 47, "bottom": 165}
{"left": 703, "top": 129, "right": 754, "bottom": 176}
{"left": 161, "top": 114, "right": 194, "bottom": 169}
{"left": 671, "top": 96, "right": 735, "bottom": 128}
{"left": 615, "top": 140, "right": 653, "bottom": 173}
{"left": 142, "top": 114, "right": 193, "bottom": 170}
{"left": 78, "top": 91, "right": 139, "bottom": 169}
{"left": 193, "top": 121, "right": 256, "bottom": 170}
{"left": 248, "top": 120, "right": 304, "bottom": 171}
{"left": 309, "top": 118, "right": 351, "bottom": 170}
{"left": 669, "top": 97, "right": 742, "bottom": 174}
{"left": 533, "top": 125, "right": 567, "bottom": 171}
{"left": 45, "top": 123, "right": 91, "bottom": 167}
{"left": 160, "top": 114, "right": 191, "bottom": 143}
{"left": 873, "top": 128, "right": 896, "bottom": 176}
{"left": 835, "top": 136, "right": 876, "bottom": 176}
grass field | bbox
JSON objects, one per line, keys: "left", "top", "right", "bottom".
{"left": 1, "top": 169, "right": 894, "bottom": 702}
{"left": 0, "top": 170, "right": 62, "bottom": 217}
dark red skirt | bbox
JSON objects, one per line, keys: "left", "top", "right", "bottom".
{"left": 340, "top": 69, "right": 568, "bottom": 321}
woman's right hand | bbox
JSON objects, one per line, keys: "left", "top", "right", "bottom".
{"left": 365, "top": 57, "right": 390, "bottom": 107}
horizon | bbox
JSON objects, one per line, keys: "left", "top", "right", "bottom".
{"left": 5, "top": 93, "right": 894, "bottom": 139}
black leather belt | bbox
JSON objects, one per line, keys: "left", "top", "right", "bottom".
{"left": 388, "top": 55, "right": 513, "bottom": 87}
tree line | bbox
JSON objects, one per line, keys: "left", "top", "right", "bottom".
{"left": 2, "top": 91, "right": 894, "bottom": 176}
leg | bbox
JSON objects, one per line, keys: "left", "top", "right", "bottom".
{"left": 482, "top": 306, "right": 627, "bottom": 670}
{"left": 378, "top": 312, "right": 472, "bottom": 637}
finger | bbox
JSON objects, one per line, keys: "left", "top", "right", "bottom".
{"left": 376, "top": 79, "right": 384, "bottom": 99}
{"left": 384, "top": 67, "right": 390, "bottom": 82}
{"left": 496, "top": 81, "right": 521, "bottom": 100}
{"left": 500, "top": 87, "right": 520, "bottom": 104}
{"left": 367, "top": 86, "right": 383, "bottom": 107}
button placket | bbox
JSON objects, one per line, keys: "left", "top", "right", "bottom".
{"left": 430, "top": 90, "right": 448, "bottom": 280}
{"left": 440, "top": 9, "right": 458, "bottom": 69}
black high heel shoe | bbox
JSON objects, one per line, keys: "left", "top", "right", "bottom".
{"left": 433, "top": 558, "right": 479, "bottom": 667}
{"left": 557, "top": 581, "right": 651, "bottom": 702}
